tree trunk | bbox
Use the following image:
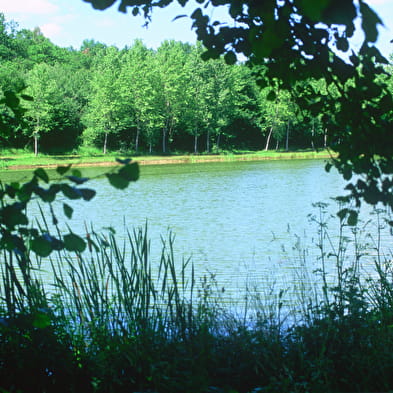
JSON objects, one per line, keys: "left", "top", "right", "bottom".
{"left": 285, "top": 120, "right": 290, "bottom": 151}
{"left": 194, "top": 132, "right": 198, "bottom": 154}
{"left": 216, "top": 132, "right": 221, "bottom": 150}
{"left": 162, "top": 128, "right": 167, "bottom": 154}
{"left": 275, "top": 139, "right": 279, "bottom": 150}
{"left": 311, "top": 120, "right": 315, "bottom": 151}
{"left": 34, "top": 134, "right": 38, "bottom": 156}
{"left": 34, "top": 117, "right": 40, "bottom": 156}
{"left": 135, "top": 127, "right": 140, "bottom": 153}
{"left": 324, "top": 128, "right": 328, "bottom": 148}
{"left": 103, "top": 132, "right": 108, "bottom": 155}
{"left": 265, "top": 126, "right": 273, "bottom": 151}
{"left": 206, "top": 129, "right": 210, "bottom": 153}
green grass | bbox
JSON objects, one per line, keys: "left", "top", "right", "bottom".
{"left": 0, "top": 148, "right": 334, "bottom": 169}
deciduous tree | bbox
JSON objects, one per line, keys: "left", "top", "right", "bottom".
{"left": 83, "top": 0, "right": 393, "bottom": 216}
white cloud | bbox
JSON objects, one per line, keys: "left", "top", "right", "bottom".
{"left": 0, "top": 0, "right": 58, "bottom": 14}
{"left": 40, "top": 22, "right": 62, "bottom": 38}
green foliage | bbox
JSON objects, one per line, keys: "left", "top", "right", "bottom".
{"left": 0, "top": 12, "right": 343, "bottom": 155}
{"left": 0, "top": 160, "right": 139, "bottom": 263}
{"left": 81, "top": 0, "right": 393, "bottom": 209}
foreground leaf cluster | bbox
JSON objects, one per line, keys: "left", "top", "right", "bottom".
{"left": 0, "top": 161, "right": 139, "bottom": 258}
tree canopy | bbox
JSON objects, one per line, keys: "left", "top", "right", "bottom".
{"left": 82, "top": 0, "right": 393, "bottom": 216}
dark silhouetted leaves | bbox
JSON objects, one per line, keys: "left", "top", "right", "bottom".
{"left": 64, "top": 233, "right": 86, "bottom": 253}
{"left": 86, "top": 0, "right": 116, "bottom": 10}
{"left": 106, "top": 173, "right": 129, "bottom": 189}
{"left": 32, "top": 311, "right": 51, "bottom": 328}
{"left": 347, "top": 210, "right": 358, "bottom": 226}
{"left": 0, "top": 204, "right": 28, "bottom": 229}
{"left": 56, "top": 165, "right": 72, "bottom": 175}
{"left": 172, "top": 14, "right": 187, "bottom": 21}
{"left": 34, "top": 186, "right": 57, "bottom": 203}
{"left": 107, "top": 162, "right": 139, "bottom": 189}
{"left": 63, "top": 203, "right": 73, "bottom": 219}
{"left": 0, "top": 159, "right": 138, "bottom": 259}
{"left": 34, "top": 168, "right": 49, "bottom": 183}
{"left": 116, "top": 158, "right": 132, "bottom": 165}
{"left": 30, "top": 236, "right": 53, "bottom": 257}
{"left": 3, "top": 90, "right": 19, "bottom": 108}
{"left": 359, "top": 0, "right": 383, "bottom": 43}
{"left": 299, "top": 0, "right": 330, "bottom": 21}
{"left": 20, "top": 94, "right": 33, "bottom": 101}
{"left": 66, "top": 176, "right": 89, "bottom": 185}
{"left": 224, "top": 51, "right": 237, "bottom": 65}
{"left": 61, "top": 184, "right": 82, "bottom": 199}
{"left": 80, "top": 188, "right": 96, "bottom": 201}
{"left": 118, "top": 162, "right": 139, "bottom": 182}
{"left": 266, "top": 90, "right": 276, "bottom": 101}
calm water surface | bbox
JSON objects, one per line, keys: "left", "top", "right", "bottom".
{"left": 2, "top": 159, "right": 388, "bottom": 297}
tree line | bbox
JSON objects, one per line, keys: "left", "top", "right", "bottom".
{"left": 0, "top": 13, "right": 391, "bottom": 155}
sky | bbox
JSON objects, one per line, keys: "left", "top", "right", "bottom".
{"left": 0, "top": 0, "right": 392, "bottom": 57}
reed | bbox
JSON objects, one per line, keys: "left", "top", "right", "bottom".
{"left": 2, "top": 205, "right": 393, "bottom": 393}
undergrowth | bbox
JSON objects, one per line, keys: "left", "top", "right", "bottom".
{"left": 1, "top": 204, "right": 393, "bottom": 393}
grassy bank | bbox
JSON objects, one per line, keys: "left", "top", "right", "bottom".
{"left": 0, "top": 148, "right": 333, "bottom": 170}
{"left": 2, "top": 205, "right": 393, "bottom": 393}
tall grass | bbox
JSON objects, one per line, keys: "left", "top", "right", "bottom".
{"left": 2, "top": 204, "right": 393, "bottom": 393}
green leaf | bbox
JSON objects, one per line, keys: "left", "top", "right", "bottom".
{"left": 266, "top": 90, "right": 276, "bottom": 101}
{"left": 342, "top": 166, "right": 352, "bottom": 181}
{"left": 63, "top": 203, "right": 73, "bottom": 219}
{"left": 359, "top": 0, "right": 383, "bottom": 43}
{"left": 89, "top": 0, "right": 116, "bottom": 10}
{"left": 5, "top": 184, "right": 18, "bottom": 198}
{"left": 336, "top": 37, "right": 349, "bottom": 52}
{"left": 172, "top": 14, "right": 187, "bottom": 21}
{"left": 1, "top": 204, "right": 28, "bottom": 229}
{"left": 17, "top": 186, "right": 33, "bottom": 203}
{"left": 31, "top": 236, "right": 53, "bottom": 257}
{"left": 71, "top": 169, "right": 82, "bottom": 178}
{"left": 347, "top": 210, "right": 358, "bottom": 226}
{"left": 299, "top": 0, "right": 330, "bottom": 21}
{"left": 337, "top": 208, "right": 348, "bottom": 222}
{"left": 256, "top": 78, "right": 268, "bottom": 88}
{"left": 20, "top": 94, "right": 34, "bottom": 101}
{"left": 34, "top": 186, "right": 56, "bottom": 203}
{"left": 64, "top": 233, "right": 86, "bottom": 253}
{"left": 0, "top": 233, "right": 25, "bottom": 252}
{"left": 32, "top": 311, "right": 51, "bottom": 329}
{"left": 106, "top": 173, "right": 129, "bottom": 189}
{"left": 4, "top": 90, "right": 20, "bottom": 108}
{"left": 191, "top": 7, "right": 202, "bottom": 20}
{"left": 118, "top": 162, "right": 139, "bottom": 182}
{"left": 116, "top": 157, "right": 132, "bottom": 165}
{"left": 66, "top": 176, "right": 89, "bottom": 185}
{"left": 229, "top": 2, "right": 243, "bottom": 18}
{"left": 80, "top": 188, "right": 96, "bottom": 201}
{"left": 224, "top": 51, "right": 237, "bottom": 65}
{"left": 61, "top": 184, "right": 82, "bottom": 199}
{"left": 56, "top": 165, "right": 72, "bottom": 176}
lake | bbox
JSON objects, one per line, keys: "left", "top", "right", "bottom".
{"left": 2, "top": 158, "right": 390, "bottom": 301}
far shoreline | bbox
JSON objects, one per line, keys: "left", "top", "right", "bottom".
{"left": 1, "top": 150, "right": 334, "bottom": 171}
